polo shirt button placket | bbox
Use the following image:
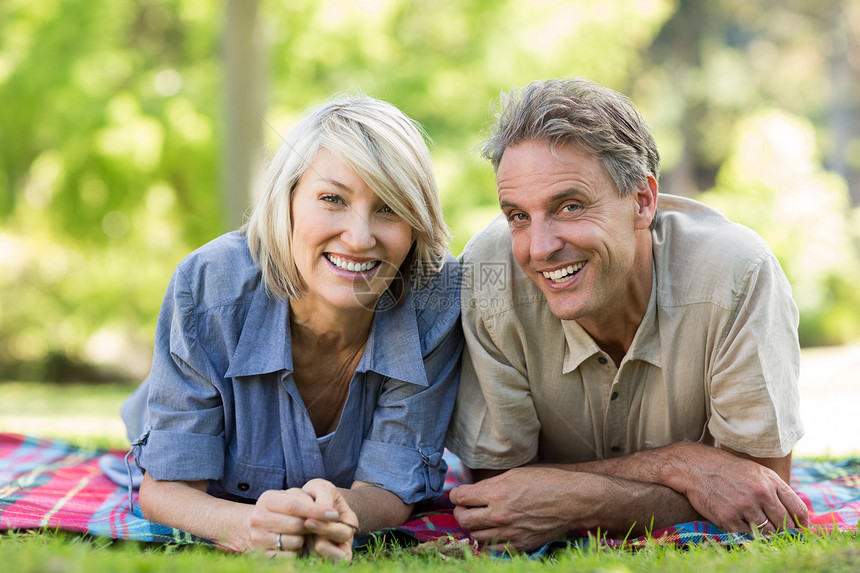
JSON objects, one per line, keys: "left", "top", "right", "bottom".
{"left": 597, "top": 356, "right": 608, "bottom": 365}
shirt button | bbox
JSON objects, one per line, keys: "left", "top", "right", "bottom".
{"left": 237, "top": 482, "right": 250, "bottom": 492}
{"left": 611, "top": 446, "right": 621, "bottom": 453}
{"left": 611, "top": 392, "right": 619, "bottom": 400}
{"left": 598, "top": 356, "right": 608, "bottom": 365}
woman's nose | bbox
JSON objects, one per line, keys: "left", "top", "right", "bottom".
{"left": 340, "top": 212, "right": 377, "bottom": 251}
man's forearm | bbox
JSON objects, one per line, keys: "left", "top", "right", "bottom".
{"left": 528, "top": 441, "right": 808, "bottom": 534}
{"left": 570, "top": 473, "right": 703, "bottom": 537}
{"left": 532, "top": 441, "right": 706, "bottom": 490}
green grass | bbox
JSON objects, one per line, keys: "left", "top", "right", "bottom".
{"left": 2, "top": 528, "right": 859, "bottom": 572}
{"left": 1, "top": 380, "right": 859, "bottom": 571}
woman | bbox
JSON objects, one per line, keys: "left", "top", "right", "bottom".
{"left": 120, "top": 95, "right": 463, "bottom": 561}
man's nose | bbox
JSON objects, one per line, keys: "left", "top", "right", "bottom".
{"left": 529, "top": 218, "right": 564, "bottom": 262}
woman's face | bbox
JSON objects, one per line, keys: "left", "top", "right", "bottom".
{"left": 290, "top": 148, "right": 415, "bottom": 314}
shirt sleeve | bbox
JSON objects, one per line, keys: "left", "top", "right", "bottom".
{"left": 130, "top": 266, "right": 228, "bottom": 482}
{"left": 708, "top": 252, "right": 805, "bottom": 458}
{"left": 353, "top": 275, "right": 464, "bottom": 504}
{"left": 445, "top": 289, "right": 541, "bottom": 471}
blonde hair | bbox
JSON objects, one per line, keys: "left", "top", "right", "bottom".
{"left": 244, "top": 94, "right": 450, "bottom": 302}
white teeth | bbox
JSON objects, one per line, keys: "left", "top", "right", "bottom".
{"left": 542, "top": 262, "right": 584, "bottom": 283}
{"left": 326, "top": 254, "right": 378, "bottom": 273}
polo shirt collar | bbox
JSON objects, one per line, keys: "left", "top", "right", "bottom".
{"left": 560, "top": 319, "right": 600, "bottom": 374}
{"left": 625, "top": 266, "right": 662, "bottom": 367}
{"left": 560, "top": 263, "right": 662, "bottom": 373}
{"left": 225, "top": 282, "right": 428, "bottom": 387}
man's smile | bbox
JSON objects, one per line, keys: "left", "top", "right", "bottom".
{"left": 541, "top": 261, "right": 585, "bottom": 283}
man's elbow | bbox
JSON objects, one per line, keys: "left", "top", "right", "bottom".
{"left": 467, "top": 467, "right": 506, "bottom": 483}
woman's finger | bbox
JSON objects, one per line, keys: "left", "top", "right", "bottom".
{"left": 307, "top": 533, "right": 353, "bottom": 562}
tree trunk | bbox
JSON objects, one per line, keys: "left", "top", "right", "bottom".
{"left": 222, "top": 0, "right": 266, "bottom": 230}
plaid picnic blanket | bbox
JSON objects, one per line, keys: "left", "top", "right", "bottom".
{"left": 1, "top": 433, "right": 858, "bottom": 554}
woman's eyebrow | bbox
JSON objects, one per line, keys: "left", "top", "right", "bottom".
{"left": 320, "top": 178, "right": 352, "bottom": 193}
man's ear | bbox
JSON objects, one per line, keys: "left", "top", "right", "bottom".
{"left": 633, "top": 175, "right": 658, "bottom": 230}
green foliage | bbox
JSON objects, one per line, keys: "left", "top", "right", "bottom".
{"left": 699, "top": 110, "right": 860, "bottom": 346}
{"left": 1, "top": 0, "right": 859, "bottom": 380}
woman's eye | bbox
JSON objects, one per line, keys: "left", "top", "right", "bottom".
{"left": 320, "top": 194, "right": 344, "bottom": 204}
{"left": 379, "top": 204, "right": 403, "bottom": 219}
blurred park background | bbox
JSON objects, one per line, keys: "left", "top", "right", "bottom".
{"left": 1, "top": 0, "right": 859, "bottom": 388}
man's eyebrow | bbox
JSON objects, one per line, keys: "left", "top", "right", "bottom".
{"left": 499, "top": 188, "right": 586, "bottom": 210}
{"left": 550, "top": 188, "right": 587, "bottom": 202}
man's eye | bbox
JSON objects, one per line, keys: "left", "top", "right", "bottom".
{"left": 508, "top": 212, "right": 528, "bottom": 222}
{"left": 561, "top": 203, "right": 582, "bottom": 213}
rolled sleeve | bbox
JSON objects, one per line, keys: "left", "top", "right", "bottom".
{"left": 136, "top": 430, "right": 225, "bottom": 481}
{"left": 446, "top": 300, "right": 540, "bottom": 471}
{"left": 709, "top": 253, "right": 804, "bottom": 457}
{"left": 130, "top": 266, "right": 229, "bottom": 482}
{"left": 354, "top": 440, "right": 445, "bottom": 504}
{"left": 355, "top": 306, "right": 463, "bottom": 504}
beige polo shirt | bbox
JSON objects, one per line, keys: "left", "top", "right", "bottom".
{"left": 447, "top": 194, "right": 804, "bottom": 470}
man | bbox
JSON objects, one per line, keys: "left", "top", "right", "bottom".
{"left": 446, "top": 78, "right": 809, "bottom": 552}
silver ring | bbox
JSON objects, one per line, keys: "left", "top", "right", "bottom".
{"left": 276, "top": 532, "right": 282, "bottom": 551}
{"left": 755, "top": 518, "right": 769, "bottom": 529}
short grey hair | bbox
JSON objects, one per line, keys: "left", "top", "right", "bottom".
{"left": 479, "top": 78, "right": 660, "bottom": 196}
{"left": 244, "top": 94, "right": 450, "bottom": 303}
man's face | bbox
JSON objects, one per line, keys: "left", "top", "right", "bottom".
{"left": 496, "top": 140, "right": 650, "bottom": 322}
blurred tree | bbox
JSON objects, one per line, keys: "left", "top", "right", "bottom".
{"left": 699, "top": 110, "right": 860, "bottom": 345}
{"left": 223, "top": 0, "right": 264, "bottom": 229}
{"left": 633, "top": 0, "right": 860, "bottom": 203}
{"left": 0, "top": 0, "right": 221, "bottom": 380}
{"left": 0, "top": 0, "right": 221, "bottom": 244}
{"left": 0, "top": 0, "right": 858, "bottom": 381}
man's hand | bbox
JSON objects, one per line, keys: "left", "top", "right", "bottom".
{"left": 448, "top": 467, "right": 643, "bottom": 552}
{"left": 658, "top": 443, "right": 809, "bottom": 534}
{"left": 450, "top": 443, "right": 810, "bottom": 552}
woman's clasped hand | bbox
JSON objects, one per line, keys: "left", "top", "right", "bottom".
{"left": 249, "top": 480, "right": 359, "bottom": 560}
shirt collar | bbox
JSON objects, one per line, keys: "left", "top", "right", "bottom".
{"left": 560, "top": 263, "right": 662, "bottom": 373}
{"left": 624, "top": 266, "right": 662, "bottom": 367}
{"left": 560, "top": 319, "right": 600, "bottom": 374}
{"left": 358, "top": 290, "right": 429, "bottom": 387}
{"left": 224, "top": 282, "right": 428, "bottom": 387}
{"left": 224, "top": 280, "right": 292, "bottom": 378}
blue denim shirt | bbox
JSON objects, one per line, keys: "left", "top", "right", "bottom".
{"left": 122, "top": 231, "right": 463, "bottom": 504}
